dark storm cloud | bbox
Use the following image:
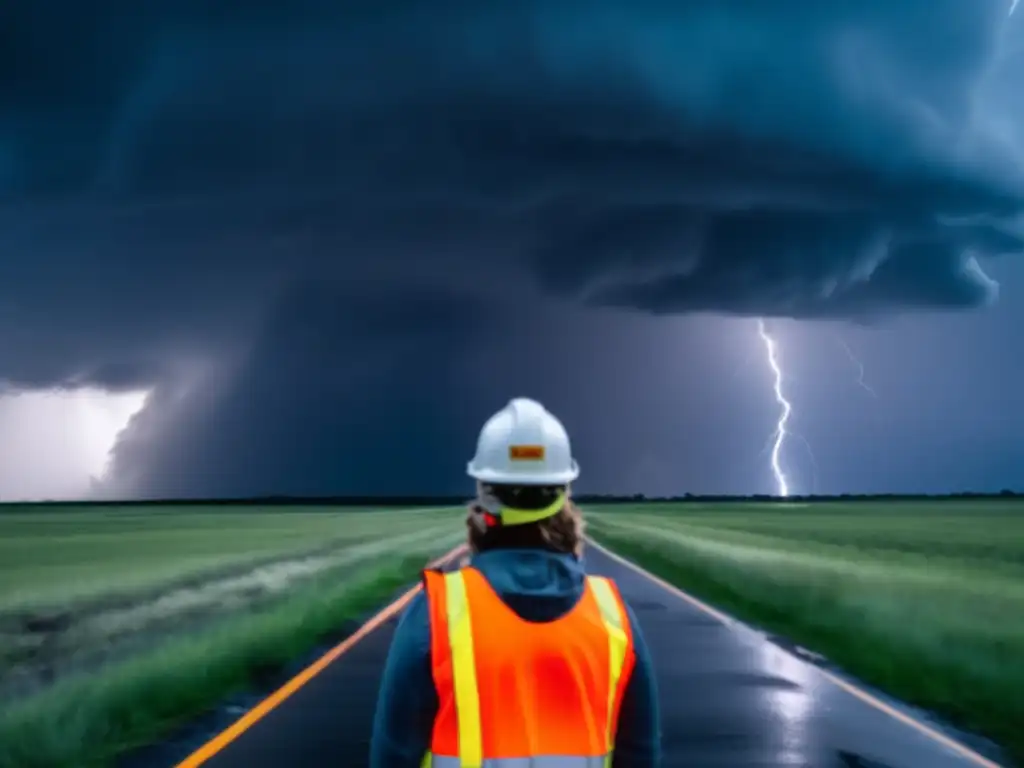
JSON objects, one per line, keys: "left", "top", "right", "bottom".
{"left": 99, "top": 282, "right": 524, "bottom": 498}
{"left": 2, "top": 0, "right": 1023, "bottom": 496}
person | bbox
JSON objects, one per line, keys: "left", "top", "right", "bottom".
{"left": 370, "top": 397, "right": 661, "bottom": 768}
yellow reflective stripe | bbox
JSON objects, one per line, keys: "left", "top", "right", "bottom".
{"left": 499, "top": 493, "right": 566, "bottom": 526}
{"left": 426, "top": 756, "right": 608, "bottom": 768}
{"left": 587, "top": 576, "right": 628, "bottom": 768}
{"left": 420, "top": 754, "right": 432, "bottom": 768}
{"left": 445, "top": 571, "right": 484, "bottom": 768}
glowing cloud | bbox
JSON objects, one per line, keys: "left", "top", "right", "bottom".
{"left": 0, "top": 388, "right": 148, "bottom": 500}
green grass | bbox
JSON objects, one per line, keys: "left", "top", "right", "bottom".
{"left": 586, "top": 500, "right": 1024, "bottom": 767}
{"left": 0, "top": 505, "right": 458, "bottom": 612}
{"left": 0, "top": 505, "right": 464, "bottom": 768}
{"left": 14, "top": 500, "right": 1019, "bottom": 766}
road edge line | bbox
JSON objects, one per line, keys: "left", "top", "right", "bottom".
{"left": 174, "top": 542, "right": 468, "bottom": 768}
{"left": 585, "top": 536, "right": 1005, "bottom": 768}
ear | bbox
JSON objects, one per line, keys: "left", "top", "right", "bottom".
{"left": 466, "top": 504, "right": 488, "bottom": 534}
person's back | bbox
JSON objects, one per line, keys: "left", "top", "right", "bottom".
{"left": 370, "top": 398, "right": 661, "bottom": 768}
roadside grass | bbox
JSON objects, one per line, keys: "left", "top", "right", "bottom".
{"left": 0, "top": 524, "right": 459, "bottom": 703}
{"left": 0, "top": 505, "right": 458, "bottom": 613}
{"left": 0, "top": 505, "right": 464, "bottom": 768}
{"left": 0, "top": 535, "right": 463, "bottom": 768}
{"left": 586, "top": 502, "right": 1024, "bottom": 767}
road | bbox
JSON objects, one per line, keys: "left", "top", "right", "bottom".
{"left": 169, "top": 541, "right": 1006, "bottom": 768}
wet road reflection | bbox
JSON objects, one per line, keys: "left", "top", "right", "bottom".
{"left": 590, "top": 540, "right": 1005, "bottom": 768}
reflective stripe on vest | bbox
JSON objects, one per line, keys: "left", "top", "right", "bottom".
{"left": 421, "top": 567, "right": 634, "bottom": 768}
{"left": 427, "top": 756, "right": 608, "bottom": 768}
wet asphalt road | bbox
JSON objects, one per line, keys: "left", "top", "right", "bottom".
{"left": 176, "top": 542, "right": 1004, "bottom": 768}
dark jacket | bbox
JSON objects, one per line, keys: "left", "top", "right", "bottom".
{"left": 370, "top": 547, "right": 661, "bottom": 768}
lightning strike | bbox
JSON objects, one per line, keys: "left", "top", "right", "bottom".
{"left": 756, "top": 318, "right": 792, "bottom": 498}
{"left": 836, "top": 336, "right": 877, "bottom": 398}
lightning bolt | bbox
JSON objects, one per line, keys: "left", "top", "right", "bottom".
{"left": 835, "top": 336, "right": 877, "bottom": 398}
{"left": 756, "top": 318, "right": 792, "bottom": 497}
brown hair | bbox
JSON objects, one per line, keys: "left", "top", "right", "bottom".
{"left": 466, "top": 482, "right": 586, "bottom": 558}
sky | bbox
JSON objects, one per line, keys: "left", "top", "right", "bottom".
{"left": 2, "top": 0, "right": 1024, "bottom": 501}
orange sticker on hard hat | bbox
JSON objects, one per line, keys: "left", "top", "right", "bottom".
{"left": 509, "top": 444, "right": 545, "bottom": 460}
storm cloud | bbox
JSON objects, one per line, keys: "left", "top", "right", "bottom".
{"left": 2, "top": 0, "right": 1023, "bottom": 497}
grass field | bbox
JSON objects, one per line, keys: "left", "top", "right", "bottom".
{"left": 5, "top": 500, "right": 1022, "bottom": 767}
{"left": 586, "top": 500, "right": 1024, "bottom": 767}
{"left": 0, "top": 505, "right": 464, "bottom": 768}
{"left": 0, "top": 505, "right": 455, "bottom": 612}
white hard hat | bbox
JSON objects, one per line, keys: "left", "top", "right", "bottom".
{"left": 467, "top": 398, "right": 580, "bottom": 486}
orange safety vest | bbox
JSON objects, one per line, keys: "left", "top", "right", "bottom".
{"left": 421, "top": 565, "right": 636, "bottom": 768}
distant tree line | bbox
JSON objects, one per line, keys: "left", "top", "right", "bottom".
{"left": 1, "top": 489, "right": 1021, "bottom": 508}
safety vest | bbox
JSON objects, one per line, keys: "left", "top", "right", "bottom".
{"left": 421, "top": 565, "right": 636, "bottom": 768}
